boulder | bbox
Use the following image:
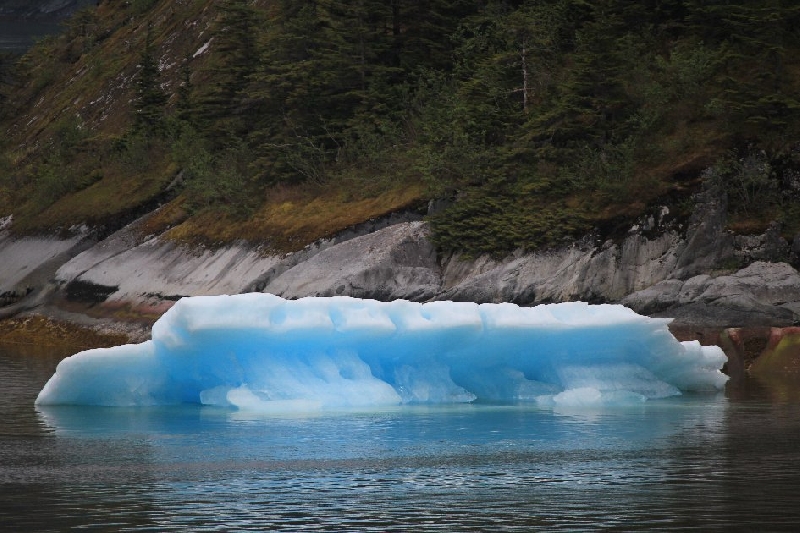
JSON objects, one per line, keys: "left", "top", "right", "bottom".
{"left": 623, "top": 262, "right": 800, "bottom": 327}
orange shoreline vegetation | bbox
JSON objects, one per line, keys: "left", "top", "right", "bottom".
{"left": 58, "top": 298, "right": 176, "bottom": 324}
{"left": 0, "top": 315, "right": 132, "bottom": 354}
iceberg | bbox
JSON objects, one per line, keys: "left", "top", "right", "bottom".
{"left": 36, "top": 294, "right": 728, "bottom": 410}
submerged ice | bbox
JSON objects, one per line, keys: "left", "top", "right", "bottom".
{"left": 36, "top": 294, "right": 728, "bottom": 410}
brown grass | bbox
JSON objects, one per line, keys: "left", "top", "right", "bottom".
{"left": 0, "top": 315, "right": 130, "bottom": 353}
{"left": 163, "top": 181, "right": 426, "bottom": 252}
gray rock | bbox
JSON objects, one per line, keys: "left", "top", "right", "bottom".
{"left": 619, "top": 279, "right": 683, "bottom": 315}
{"left": 623, "top": 262, "right": 800, "bottom": 327}
{"left": 440, "top": 227, "right": 688, "bottom": 305}
{"left": 2, "top": 170, "right": 797, "bottom": 330}
{"left": 790, "top": 233, "right": 800, "bottom": 267}
{"left": 265, "top": 221, "right": 441, "bottom": 301}
{"left": 700, "top": 262, "right": 800, "bottom": 305}
{"left": 734, "top": 221, "right": 789, "bottom": 264}
{"left": 673, "top": 177, "right": 734, "bottom": 278}
{"left": 47, "top": 208, "right": 283, "bottom": 311}
{"left": 0, "top": 228, "right": 92, "bottom": 317}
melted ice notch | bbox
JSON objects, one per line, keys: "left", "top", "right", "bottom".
{"left": 36, "top": 294, "right": 728, "bottom": 410}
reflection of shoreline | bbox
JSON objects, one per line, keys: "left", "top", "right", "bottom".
{"left": 0, "top": 18, "right": 72, "bottom": 54}
{"left": 0, "top": 0, "right": 98, "bottom": 54}
{"left": 0, "top": 40, "right": 40, "bottom": 53}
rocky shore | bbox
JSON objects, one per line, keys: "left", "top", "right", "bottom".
{"left": 1, "top": 186, "right": 799, "bottom": 381}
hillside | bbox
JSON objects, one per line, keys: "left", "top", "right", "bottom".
{"left": 1, "top": 0, "right": 800, "bottom": 257}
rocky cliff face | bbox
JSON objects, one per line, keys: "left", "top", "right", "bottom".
{"left": 259, "top": 222, "right": 441, "bottom": 302}
{"left": 623, "top": 262, "right": 800, "bottom": 327}
{"left": 1, "top": 185, "right": 798, "bottom": 332}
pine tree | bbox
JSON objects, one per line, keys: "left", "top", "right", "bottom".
{"left": 195, "top": 0, "right": 262, "bottom": 144}
{"left": 0, "top": 53, "right": 14, "bottom": 117}
{"left": 175, "top": 59, "right": 194, "bottom": 126}
{"left": 248, "top": 1, "right": 399, "bottom": 183}
{"left": 133, "top": 23, "right": 167, "bottom": 135}
{"left": 390, "top": 0, "right": 475, "bottom": 73}
{"left": 686, "top": 0, "right": 800, "bottom": 138}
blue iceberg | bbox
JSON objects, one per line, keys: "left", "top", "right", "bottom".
{"left": 36, "top": 294, "right": 728, "bottom": 410}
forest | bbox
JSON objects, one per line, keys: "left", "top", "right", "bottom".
{"left": 1, "top": 0, "right": 799, "bottom": 256}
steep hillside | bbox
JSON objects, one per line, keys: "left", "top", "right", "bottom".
{"left": 1, "top": 0, "right": 428, "bottom": 250}
{"left": 1, "top": 0, "right": 799, "bottom": 256}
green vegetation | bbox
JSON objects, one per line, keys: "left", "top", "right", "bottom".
{"left": 1, "top": 0, "right": 799, "bottom": 254}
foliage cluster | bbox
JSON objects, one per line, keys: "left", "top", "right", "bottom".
{"left": 2, "top": 0, "right": 800, "bottom": 253}
{"left": 709, "top": 148, "right": 800, "bottom": 236}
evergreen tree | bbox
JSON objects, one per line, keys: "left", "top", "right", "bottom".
{"left": 133, "top": 23, "right": 167, "bottom": 134}
{"left": 686, "top": 0, "right": 800, "bottom": 139}
{"left": 0, "top": 52, "right": 14, "bottom": 118}
{"left": 174, "top": 59, "right": 194, "bottom": 126}
{"left": 63, "top": 7, "right": 100, "bottom": 62}
{"left": 195, "top": 0, "right": 261, "bottom": 144}
{"left": 390, "top": 0, "right": 476, "bottom": 73}
{"left": 552, "top": 1, "right": 630, "bottom": 149}
{"left": 248, "top": 0, "right": 405, "bottom": 183}
{"left": 247, "top": 1, "right": 348, "bottom": 183}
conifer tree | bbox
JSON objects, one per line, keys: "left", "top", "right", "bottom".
{"left": 133, "top": 23, "right": 167, "bottom": 135}
{"left": 687, "top": 0, "right": 800, "bottom": 136}
{"left": 196, "top": 0, "right": 261, "bottom": 144}
{"left": 0, "top": 53, "right": 13, "bottom": 117}
{"left": 248, "top": 1, "right": 392, "bottom": 182}
{"left": 174, "top": 59, "right": 194, "bottom": 127}
{"left": 390, "top": 0, "right": 475, "bottom": 73}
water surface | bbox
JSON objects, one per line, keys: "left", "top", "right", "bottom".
{"left": 3, "top": 346, "right": 800, "bottom": 531}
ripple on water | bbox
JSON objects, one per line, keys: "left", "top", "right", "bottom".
{"left": 4, "top": 348, "right": 800, "bottom": 531}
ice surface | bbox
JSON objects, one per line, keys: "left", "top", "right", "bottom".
{"left": 36, "top": 294, "right": 728, "bottom": 410}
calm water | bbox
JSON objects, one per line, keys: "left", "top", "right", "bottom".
{"left": 0, "top": 21, "right": 62, "bottom": 53}
{"left": 3, "top": 346, "right": 800, "bottom": 531}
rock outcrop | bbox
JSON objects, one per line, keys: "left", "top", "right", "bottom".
{"left": 263, "top": 221, "right": 441, "bottom": 302}
{"left": 435, "top": 183, "right": 735, "bottom": 306}
{"left": 0, "top": 223, "right": 90, "bottom": 318}
{"left": 1, "top": 185, "right": 798, "bottom": 330}
{"left": 437, "top": 232, "right": 685, "bottom": 305}
{"left": 623, "top": 262, "right": 800, "bottom": 327}
{"left": 56, "top": 234, "right": 279, "bottom": 313}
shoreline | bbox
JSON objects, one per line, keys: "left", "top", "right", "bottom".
{"left": 4, "top": 302, "right": 798, "bottom": 389}
{"left": 0, "top": 312, "right": 150, "bottom": 354}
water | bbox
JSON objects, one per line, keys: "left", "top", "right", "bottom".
{"left": 0, "top": 21, "right": 63, "bottom": 53}
{"left": 0, "top": 0, "right": 100, "bottom": 53}
{"left": 3, "top": 346, "right": 800, "bottom": 531}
